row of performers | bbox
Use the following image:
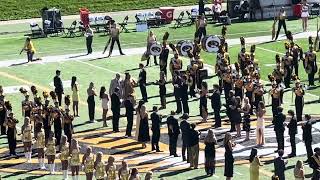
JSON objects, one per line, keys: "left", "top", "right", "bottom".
{"left": 215, "top": 37, "right": 307, "bottom": 121}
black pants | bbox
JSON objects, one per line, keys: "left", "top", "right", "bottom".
{"left": 275, "top": 131, "right": 284, "bottom": 151}
{"left": 181, "top": 98, "right": 189, "bottom": 114}
{"left": 174, "top": 90, "right": 182, "bottom": 113}
{"left": 308, "top": 72, "right": 315, "bottom": 86}
{"left": 27, "top": 51, "right": 34, "bottom": 62}
{"left": 86, "top": 36, "right": 93, "bottom": 54}
{"left": 160, "top": 62, "right": 167, "bottom": 77}
{"left": 54, "top": 127, "right": 62, "bottom": 146}
{"left": 289, "top": 134, "right": 296, "bottom": 155}
{"left": 275, "top": 20, "right": 287, "bottom": 40}
{"left": 112, "top": 110, "right": 120, "bottom": 132}
{"left": 109, "top": 37, "right": 124, "bottom": 55}
{"left": 139, "top": 84, "right": 148, "bottom": 102}
{"left": 305, "top": 140, "right": 313, "bottom": 161}
{"left": 295, "top": 96, "right": 304, "bottom": 122}
{"left": 152, "top": 130, "right": 160, "bottom": 151}
{"left": 0, "top": 117, "right": 6, "bottom": 135}
{"left": 56, "top": 92, "right": 63, "bottom": 106}
{"left": 126, "top": 113, "right": 134, "bottom": 136}
{"left": 284, "top": 67, "right": 292, "bottom": 88}
{"left": 169, "top": 134, "right": 178, "bottom": 155}
{"left": 146, "top": 56, "right": 157, "bottom": 66}
{"left": 160, "top": 94, "right": 166, "bottom": 108}
{"left": 182, "top": 141, "right": 189, "bottom": 161}
{"left": 7, "top": 128, "right": 16, "bottom": 155}
{"left": 197, "top": 27, "right": 206, "bottom": 40}
{"left": 87, "top": 97, "right": 95, "bottom": 121}
{"left": 213, "top": 108, "right": 221, "bottom": 127}
{"left": 293, "top": 61, "right": 299, "bottom": 76}
{"left": 272, "top": 98, "right": 280, "bottom": 117}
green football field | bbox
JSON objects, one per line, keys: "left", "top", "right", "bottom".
{"left": 1, "top": 16, "right": 320, "bottom": 179}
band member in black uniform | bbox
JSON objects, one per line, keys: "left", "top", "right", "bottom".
{"left": 159, "top": 38, "right": 170, "bottom": 77}
{"left": 0, "top": 97, "right": 6, "bottom": 135}
{"left": 124, "top": 94, "right": 135, "bottom": 137}
{"left": 188, "top": 63, "right": 197, "bottom": 98}
{"left": 200, "top": 82, "right": 208, "bottom": 122}
{"left": 211, "top": 84, "right": 222, "bottom": 128}
{"left": 156, "top": 71, "right": 167, "bottom": 109}
{"left": 290, "top": 42, "right": 302, "bottom": 76}
{"left": 253, "top": 82, "right": 264, "bottom": 111}
{"left": 293, "top": 80, "right": 305, "bottom": 122}
{"left": 42, "top": 93, "right": 51, "bottom": 144}
{"left": 245, "top": 78, "right": 254, "bottom": 114}
{"left": 63, "top": 109, "right": 74, "bottom": 143}
{"left": 167, "top": 111, "right": 180, "bottom": 157}
{"left": 234, "top": 74, "right": 244, "bottom": 100}
{"left": 21, "top": 94, "right": 32, "bottom": 118}
{"left": 111, "top": 87, "right": 121, "bottom": 133}
{"left": 302, "top": 114, "right": 314, "bottom": 162}
{"left": 4, "top": 112, "right": 18, "bottom": 156}
{"left": 54, "top": 70, "right": 64, "bottom": 106}
{"left": 150, "top": 106, "right": 161, "bottom": 152}
{"left": 226, "top": 91, "right": 236, "bottom": 132}
{"left": 223, "top": 67, "right": 233, "bottom": 102}
{"left": 304, "top": 46, "right": 317, "bottom": 86}
{"left": 273, "top": 106, "right": 286, "bottom": 152}
{"left": 52, "top": 105, "right": 62, "bottom": 146}
{"left": 270, "top": 82, "right": 281, "bottom": 117}
{"left": 286, "top": 110, "right": 297, "bottom": 157}
{"left": 138, "top": 63, "right": 148, "bottom": 102}
{"left": 282, "top": 51, "right": 293, "bottom": 88}
{"left": 181, "top": 75, "right": 189, "bottom": 114}
{"left": 272, "top": 64, "right": 284, "bottom": 85}
{"left": 173, "top": 71, "right": 182, "bottom": 114}
{"left": 180, "top": 113, "right": 190, "bottom": 162}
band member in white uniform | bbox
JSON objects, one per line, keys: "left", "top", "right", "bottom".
{"left": 301, "top": 0, "right": 309, "bottom": 32}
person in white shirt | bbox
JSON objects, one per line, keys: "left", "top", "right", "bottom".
{"left": 301, "top": 0, "right": 309, "bottom": 32}
{"left": 85, "top": 25, "right": 94, "bottom": 54}
{"left": 212, "top": 1, "right": 222, "bottom": 20}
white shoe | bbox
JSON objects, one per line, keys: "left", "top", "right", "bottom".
{"left": 51, "top": 163, "right": 55, "bottom": 174}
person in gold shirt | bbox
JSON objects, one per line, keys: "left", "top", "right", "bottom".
{"left": 94, "top": 152, "right": 106, "bottom": 180}
{"left": 22, "top": 117, "right": 33, "bottom": 163}
{"left": 82, "top": 147, "right": 94, "bottom": 180}
{"left": 59, "top": 135, "right": 69, "bottom": 180}
{"left": 20, "top": 37, "right": 36, "bottom": 62}
{"left": 70, "top": 138, "right": 81, "bottom": 180}
{"left": 118, "top": 160, "right": 130, "bottom": 180}
{"left": 46, "top": 131, "right": 56, "bottom": 174}
{"left": 36, "top": 124, "right": 46, "bottom": 169}
{"left": 106, "top": 156, "right": 117, "bottom": 180}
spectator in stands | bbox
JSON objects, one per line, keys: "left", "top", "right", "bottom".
{"left": 212, "top": 1, "right": 222, "bottom": 20}
{"left": 20, "top": 37, "right": 36, "bottom": 63}
{"left": 240, "top": 0, "right": 250, "bottom": 22}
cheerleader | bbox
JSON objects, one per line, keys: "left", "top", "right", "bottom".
{"left": 4, "top": 112, "right": 18, "bottom": 156}
{"left": 106, "top": 156, "right": 117, "bottom": 180}
{"left": 59, "top": 135, "right": 70, "bottom": 180}
{"left": 200, "top": 82, "right": 208, "bottom": 122}
{"left": 22, "top": 117, "right": 33, "bottom": 162}
{"left": 70, "top": 139, "right": 81, "bottom": 180}
{"left": 118, "top": 160, "right": 130, "bottom": 180}
{"left": 94, "top": 152, "right": 106, "bottom": 180}
{"left": 36, "top": 124, "right": 46, "bottom": 169}
{"left": 63, "top": 108, "right": 74, "bottom": 143}
{"left": 82, "top": 147, "right": 94, "bottom": 180}
{"left": 46, "top": 131, "right": 56, "bottom": 174}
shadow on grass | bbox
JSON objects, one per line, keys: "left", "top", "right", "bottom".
{"left": 158, "top": 168, "right": 192, "bottom": 178}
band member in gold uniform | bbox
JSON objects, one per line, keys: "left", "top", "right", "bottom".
{"left": 106, "top": 156, "right": 117, "bottom": 180}
{"left": 46, "top": 131, "right": 56, "bottom": 174}
{"left": 22, "top": 117, "right": 33, "bottom": 162}
{"left": 118, "top": 160, "right": 130, "bottom": 180}
{"left": 293, "top": 80, "right": 305, "bottom": 122}
{"left": 36, "top": 125, "right": 46, "bottom": 169}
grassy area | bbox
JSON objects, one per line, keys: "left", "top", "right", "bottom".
{"left": 1, "top": 0, "right": 196, "bottom": 20}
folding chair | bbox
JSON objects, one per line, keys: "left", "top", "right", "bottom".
{"left": 173, "top": 11, "right": 185, "bottom": 28}
{"left": 65, "top": 20, "right": 77, "bottom": 37}
{"left": 118, "top": 16, "right": 129, "bottom": 33}
{"left": 29, "top": 22, "right": 45, "bottom": 38}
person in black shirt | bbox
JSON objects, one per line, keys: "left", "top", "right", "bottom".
{"left": 0, "top": 98, "right": 6, "bottom": 135}
{"left": 287, "top": 110, "right": 297, "bottom": 157}
{"left": 302, "top": 114, "right": 314, "bottom": 162}
{"left": 166, "top": 111, "right": 180, "bottom": 157}
{"left": 240, "top": 0, "right": 250, "bottom": 22}
{"left": 151, "top": 106, "right": 161, "bottom": 152}
{"left": 211, "top": 84, "right": 221, "bottom": 128}
{"left": 181, "top": 75, "right": 189, "bottom": 114}
{"left": 173, "top": 71, "right": 182, "bottom": 114}
{"left": 310, "top": 147, "right": 320, "bottom": 180}
{"left": 138, "top": 63, "right": 148, "bottom": 102}
{"left": 124, "top": 95, "right": 135, "bottom": 137}
{"left": 53, "top": 70, "right": 64, "bottom": 106}
{"left": 157, "top": 71, "right": 167, "bottom": 109}
{"left": 198, "top": 0, "right": 205, "bottom": 15}
{"left": 160, "top": 41, "right": 169, "bottom": 77}
{"left": 189, "top": 124, "right": 200, "bottom": 169}
{"left": 274, "top": 150, "right": 287, "bottom": 180}
{"left": 273, "top": 106, "right": 286, "bottom": 152}
{"left": 180, "top": 113, "right": 190, "bottom": 162}
{"left": 111, "top": 87, "right": 121, "bottom": 132}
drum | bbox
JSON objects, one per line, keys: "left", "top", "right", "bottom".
{"left": 201, "top": 35, "right": 221, "bottom": 53}
{"left": 150, "top": 43, "right": 162, "bottom": 56}
{"left": 176, "top": 40, "right": 194, "bottom": 56}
